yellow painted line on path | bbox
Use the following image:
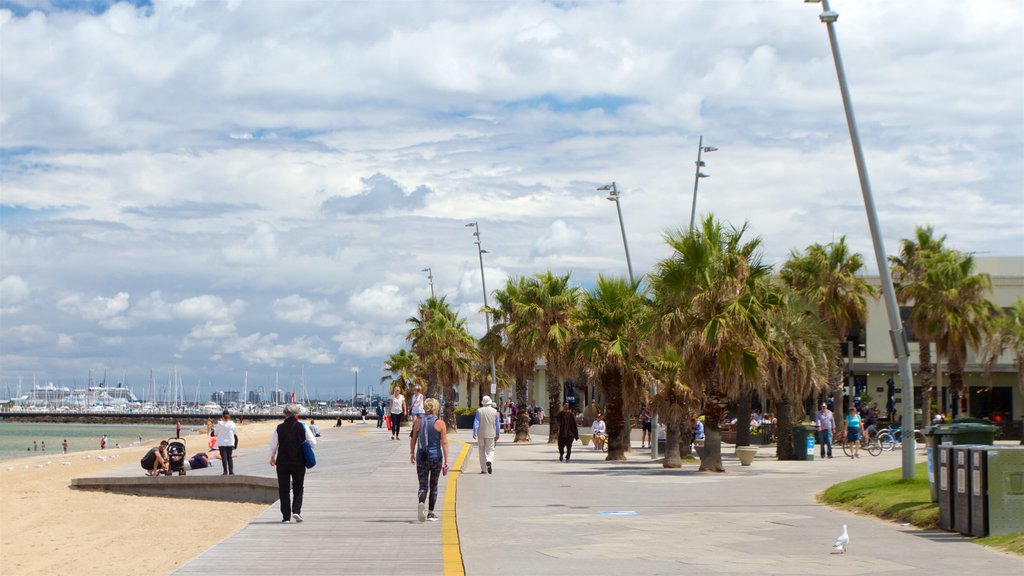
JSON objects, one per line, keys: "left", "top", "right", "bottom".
{"left": 443, "top": 440, "right": 470, "bottom": 576}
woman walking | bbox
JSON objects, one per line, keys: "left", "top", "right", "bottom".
{"left": 215, "top": 409, "right": 237, "bottom": 474}
{"left": 390, "top": 386, "right": 407, "bottom": 440}
{"left": 844, "top": 407, "right": 865, "bottom": 459}
{"left": 409, "top": 384, "right": 425, "bottom": 438}
{"left": 269, "top": 403, "right": 317, "bottom": 523}
{"left": 410, "top": 398, "right": 448, "bottom": 522}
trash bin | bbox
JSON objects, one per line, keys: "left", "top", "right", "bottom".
{"left": 969, "top": 446, "right": 989, "bottom": 537}
{"left": 791, "top": 424, "right": 816, "bottom": 461}
{"left": 953, "top": 445, "right": 973, "bottom": 535}
{"left": 937, "top": 444, "right": 955, "bottom": 531}
{"left": 923, "top": 425, "right": 942, "bottom": 502}
{"left": 986, "top": 446, "right": 1024, "bottom": 536}
{"left": 945, "top": 421, "right": 998, "bottom": 445}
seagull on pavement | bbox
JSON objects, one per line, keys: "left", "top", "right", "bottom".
{"left": 834, "top": 524, "right": 849, "bottom": 554}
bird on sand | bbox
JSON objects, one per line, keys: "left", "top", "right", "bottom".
{"left": 834, "top": 524, "right": 849, "bottom": 553}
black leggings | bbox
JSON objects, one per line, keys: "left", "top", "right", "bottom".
{"left": 558, "top": 437, "right": 574, "bottom": 461}
{"left": 416, "top": 456, "right": 442, "bottom": 511}
{"left": 218, "top": 446, "right": 234, "bottom": 474}
{"left": 391, "top": 413, "right": 403, "bottom": 438}
{"left": 276, "top": 464, "right": 306, "bottom": 520}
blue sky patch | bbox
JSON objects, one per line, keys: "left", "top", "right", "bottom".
{"left": 0, "top": 0, "right": 152, "bottom": 17}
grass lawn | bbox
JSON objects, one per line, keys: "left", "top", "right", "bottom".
{"left": 819, "top": 461, "right": 1022, "bottom": 557}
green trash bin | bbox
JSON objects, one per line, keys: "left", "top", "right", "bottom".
{"left": 924, "top": 425, "right": 943, "bottom": 502}
{"left": 945, "top": 421, "right": 998, "bottom": 445}
{"left": 792, "top": 424, "right": 817, "bottom": 461}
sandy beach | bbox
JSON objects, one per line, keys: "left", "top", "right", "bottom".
{"left": 0, "top": 420, "right": 280, "bottom": 576}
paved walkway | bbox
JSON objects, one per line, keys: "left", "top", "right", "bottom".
{"left": 155, "top": 423, "right": 1021, "bottom": 575}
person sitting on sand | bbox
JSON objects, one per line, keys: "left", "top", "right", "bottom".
{"left": 186, "top": 451, "right": 220, "bottom": 470}
{"left": 141, "top": 441, "right": 169, "bottom": 476}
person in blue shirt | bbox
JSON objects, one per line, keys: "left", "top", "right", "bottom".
{"left": 844, "top": 407, "right": 864, "bottom": 459}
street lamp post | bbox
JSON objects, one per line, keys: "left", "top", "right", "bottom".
{"left": 806, "top": 0, "right": 916, "bottom": 479}
{"left": 422, "top": 267, "right": 435, "bottom": 298}
{"left": 598, "top": 183, "right": 658, "bottom": 459}
{"left": 689, "top": 136, "right": 718, "bottom": 231}
{"left": 597, "top": 183, "right": 635, "bottom": 283}
{"left": 467, "top": 222, "right": 498, "bottom": 397}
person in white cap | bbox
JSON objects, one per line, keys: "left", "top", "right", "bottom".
{"left": 473, "top": 396, "right": 501, "bottom": 474}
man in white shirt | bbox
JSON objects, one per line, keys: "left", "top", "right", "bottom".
{"left": 473, "top": 396, "right": 501, "bottom": 474}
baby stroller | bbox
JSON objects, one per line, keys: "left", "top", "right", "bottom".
{"left": 166, "top": 438, "right": 187, "bottom": 476}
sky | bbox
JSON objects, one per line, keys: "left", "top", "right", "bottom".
{"left": 1, "top": 0, "right": 1022, "bottom": 402}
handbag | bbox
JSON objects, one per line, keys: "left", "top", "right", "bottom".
{"left": 300, "top": 422, "right": 316, "bottom": 469}
{"left": 301, "top": 438, "right": 316, "bottom": 469}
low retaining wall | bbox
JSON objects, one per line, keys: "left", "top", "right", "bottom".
{"left": 71, "top": 474, "right": 279, "bottom": 504}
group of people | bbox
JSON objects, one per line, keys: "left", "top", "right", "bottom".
{"left": 815, "top": 402, "right": 881, "bottom": 459}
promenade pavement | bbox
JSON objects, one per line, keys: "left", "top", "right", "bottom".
{"left": 138, "top": 422, "right": 1021, "bottom": 575}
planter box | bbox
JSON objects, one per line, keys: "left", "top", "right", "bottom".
{"left": 455, "top": 414, "right": 475, "bottom": 430}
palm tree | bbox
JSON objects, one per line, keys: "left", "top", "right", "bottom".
{"left": 980, "top": 298, "right": 1024, "bottom": 442}
{"left": 518, "top": 271, "right": 581, "bottom": 443}
{"left": 757, "top": 285, "right": 834, "bottom": 460}
{"left": 915, "top": 251, "right": 993, "bottom": 418}
{"left": 406, "top": 296, "right": 478, "bottom": 427}
{"left": 573, "top": 275, "right": 648, "bottom": 461}
{"left": 649, "top": 216, "right": 772, "bottom": 472}
{"left": 890, "top": 225, "right": 948, "bottom": 425}
{"left": 644, "top": 346, "right": 699, "bottom": 468}
{"left": 780, "top": 236, "right": 878, "bottom": 411}
{"left": 489, "top": 276, "right": 543, "bottom": 442}
{"left": 380, "top": 348, "right": 418, "bottom": 395}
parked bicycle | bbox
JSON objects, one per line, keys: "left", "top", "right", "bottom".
{"left": 876, "top": 427, "right": 925, "bottom": 451}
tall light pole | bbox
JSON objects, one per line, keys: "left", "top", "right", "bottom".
{"left": 467, "top": 222, "right": 498, "bottom": 397}
{"left": 689, "top": 136, "right": 718, "bottom": 231}
{"left": 598, "top": 183, "right": 657, "bottom": 459}
{"left": 352, "top": 367, "right": 359, "bottom": 406}
{"left": 597, "top": 182, "right": 634, "bottom": 283}
{"left": 422, "top": 267, "right": 435, "bottom": 298}
{"left": 806, "top": 0, "right": 916, "bottom": 479}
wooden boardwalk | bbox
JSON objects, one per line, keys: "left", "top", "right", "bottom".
{"left": 174, "top": 422, "right": 469, "bottom": 576}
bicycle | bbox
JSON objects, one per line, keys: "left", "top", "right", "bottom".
{"left": 839, "top": 429, "right": 881, "bottom": 457}
{"left": 876, "top": 427, "right": 925, "bottom": 451}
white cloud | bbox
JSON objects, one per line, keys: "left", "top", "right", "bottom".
{"left": 56, "top": 292, "right": 131, "bottom": 329}
{"left": 222, "top": 224, "right": 279, "bottom": 265}
{"left": 0, "top": 275, "right": 30, "bottom": 312}
{"left": 347, "top": 284, "right": 411, "bottom": 322}
{"left": 173, "top": 296, "right": 244, "bottom": 322}
{"left": 273, "top": 294, "right": 343, "bottom": 327}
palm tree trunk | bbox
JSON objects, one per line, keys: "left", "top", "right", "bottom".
{"left": 444, "top": 382, "right": 457, "bottom": 430}
{"left": 663, "top": 407, "right": 683, "bottom": 468}
{"left": 514, "top": 375, "right": 530, "bottom": 443}
{"left": 775, "top": 397, "right": 795, "bottom": 460}
{"left": 949, "top": 346, "right": 966, "bottom": 419}
{"left": 735, "top": 389, "right": 753, "bottom": 446}
{"left": 699, "top": 364, "right": 727, "bottom": 472}
{"left": 919, "top": 339, "right": 934, "bottom": 427}
{"left": 547, "top": 370, "right": 560, "bottom": 444}
{"left": 678, "top": 413, "right": 694, "bottom": 459}
{"left": 601, "top": 368, "right": 627, "bottom": 461}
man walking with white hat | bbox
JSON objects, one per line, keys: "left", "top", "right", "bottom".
{"left": 473, "top": 396, "right": 501, "bottom": 474}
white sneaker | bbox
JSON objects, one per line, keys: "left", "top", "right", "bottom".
{"left": 427, "top": 513, "right": 438, "bottom": 522}
{"left": 417, "top": 501, "right": 426, "bottom": 523}
{"left": 292, "top": 513, "right": 303, "bottom": 523}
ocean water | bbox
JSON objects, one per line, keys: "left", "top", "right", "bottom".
{"left": 0, "top": 422, "right": 186, "bottom": 461}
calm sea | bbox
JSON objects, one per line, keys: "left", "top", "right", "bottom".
{"left": 0, "top": 422, "right": 183, "bottom": 461}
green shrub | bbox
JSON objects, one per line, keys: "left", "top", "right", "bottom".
{"left": 455, "top": 406, "right": 478, "bottom": 417}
